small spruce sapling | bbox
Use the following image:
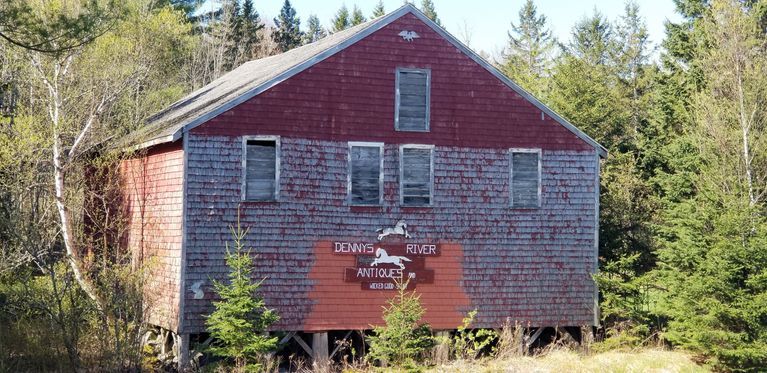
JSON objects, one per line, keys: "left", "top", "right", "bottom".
{"left": 367, "top": 279, "right": 434, "bottom": 367}
{"left": 205, "top": 217, "right": 279, "bottom": 371}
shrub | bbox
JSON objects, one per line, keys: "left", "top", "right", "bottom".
{"left": 205, "top": 219, "right": 279, "bottom": 372}
{"left": 366, "top": 280, "right": 434, "bottom": 368}
{"left": 446, "top": 309, "right": 497, "bottom": 360}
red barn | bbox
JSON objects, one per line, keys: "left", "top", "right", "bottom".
{"left": 118, "top": 4, "right": 606, "bottom": 364}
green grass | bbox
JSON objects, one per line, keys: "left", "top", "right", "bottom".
{"left": 430, "top": 349, "right": 708, "bottom": 373}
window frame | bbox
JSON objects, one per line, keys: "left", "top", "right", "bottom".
{"left": 347, "top": 141, "right": 385, "bottom": 206}
{"left": 399, "top": 144, "right": 435, "bottom": 207}
{"left": 509, "top": 148, "right": 542, "bottom": 208}
{"left": 241, "top": 135, "right": 280, "bottom": 201}
{"left": 394, "top": 67, "right": 431, "bottom": 132}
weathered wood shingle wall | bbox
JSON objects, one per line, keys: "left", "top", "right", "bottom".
{"left": 120, "top": 142, "right": 184, "bottom": 332}
{"left": 184, "top": 137, "right": 595, "bottom": 333}
{"left": 180, "top": 13, "right": 598, "bottom": 334}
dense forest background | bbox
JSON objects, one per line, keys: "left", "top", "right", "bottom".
{"left": 0, "top": 0, "right": 765, "bottom": 371}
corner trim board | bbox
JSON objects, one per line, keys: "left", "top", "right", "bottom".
{"left": 177, "top": 133, "right": 190, "bottom": 335}
{"left": 593, "top": 151, "right": 601, "bottom": 326}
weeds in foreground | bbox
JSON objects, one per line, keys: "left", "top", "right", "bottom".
{"left": 443, "top": 310, "right": 498, "bottom": 361}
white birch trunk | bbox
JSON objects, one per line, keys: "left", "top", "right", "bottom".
{"left": 34, "top": 54, "right": 104, "bottom": 308}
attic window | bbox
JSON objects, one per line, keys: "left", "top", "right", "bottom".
{"left": 395, "top": 68, "right": 430, "bottom": 131}
{"left": 243, "top": 137, "right": 279, "bottom": 201}
{"left": 348, "top": 142, "right": 384, "bottom": 205}
{"left": 510, "top": 149, "right": 541, "bottom": 208}
{"left": 400, "top": 145, "right": 434, "bottom": 206}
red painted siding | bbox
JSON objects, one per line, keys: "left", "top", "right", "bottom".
{"left": 192, "top": 14, "right": 593, "bottom": 152}
{"left": 120, "top": 142, "right": 184, "bottom": 332}
{"left": 304, "top": 240, "right": 471, "bottom": 331}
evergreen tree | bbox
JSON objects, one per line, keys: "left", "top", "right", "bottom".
{"left": 240, "top": 0, "right": 264, "bottom": 61}
{"left": 223, "top": 0, "right": 243, "bottom": 70}
{"left": 206, "top": 219, "right": 279, "bottom": 371}
{"left": 167, "top": 0, "right": 201, "bottom": 21}
{"left": 350, "top": 5, "right": 366, "bottom": 26}
{"left": 367, "top": 281, "right": 434, "bottom": 367}
{"left": 569, "top": 10, "right": 613, "bottom": 66}
{"left": 548, "top": 12, "right": 625, "bottom": 149}
{"left": 331, "top": 5, "right": 350, "bottom": 32}
{"left": 502, "top": 0, "right": 555, "bottom": 96}
{"left": 614, "top": 1, "right": 651, "bottom": 134}
{"left": 272, "top": 0, "right": 303, "bottom": 52}
{"left": 547, "top": 9, "right": 658, "bottom": 343}
{"left": 372, "top": 1, "right": 386, "bottom": 18}
{"left": 420, "top": 0, "right": 442, "bottom": 26}
{"left": 651, "top": 1, "right": 767, "bottom": 368}
{"left": 303, "top": 14, "right": 326, "bottom": 44}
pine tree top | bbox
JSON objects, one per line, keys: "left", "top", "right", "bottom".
{"left": 372, "top": 0, "right": 386, "bottom": 18}
{"left": 350, "top": 5, "right": 366, "bottom": 26}
{"left": 273, "top": 0, "right": 303, "bottom": 52}
{"left": 420, "top": 0, "right": 441, "bottom": 26}
{"left": 331, "top": 5, "right": 350, "bottom": 33}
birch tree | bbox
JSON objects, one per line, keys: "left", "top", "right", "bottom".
{"left": 695, "top": 0, "right": 767, "bottom": 208}
{"left": 24, "top": 0, "right": 191, "bottom": 309}
{"left": 652, "top": 1, "right": 767, "bottom": 369}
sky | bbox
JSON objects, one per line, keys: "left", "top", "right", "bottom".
{"left": 251, "top": 0, "right": 683, "bottom": 58}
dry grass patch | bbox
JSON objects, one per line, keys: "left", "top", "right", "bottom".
{"left": 431, "top": 349, "right": 708, "bottom": 373}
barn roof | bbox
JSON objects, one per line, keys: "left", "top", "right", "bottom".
{"left": 121, "top": 4, "right": 607, "bottom": 157}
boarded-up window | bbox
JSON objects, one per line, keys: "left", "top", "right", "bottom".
{"left": 349, "top": 143, "right": 383, "bottom": 205}
{"left": 511, "top": 150, "right": 541, "bottom": 208}
{"left": 396, "top": 68, "right": 430, "bottom": 131}
{"left": 244, "top": 139, "right": 278, "bottom": 201}
{"left": 400, "top": 146, "right": 433, "bottom": 206}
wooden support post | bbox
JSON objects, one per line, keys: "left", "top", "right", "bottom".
{"left": 292, "top": 334, "right": 313, "bottom": 356}
{"left": 267, "top": 331, "right": 296, "bottom": 359}
{"left": 515, "top": 325, "right": 525, "bottom": 355}
{"left": 580, "top": 326, "right": 594, "bottom": 353}
{"left": 526, "top": 327, "right": 545, "bottom": 348}
{"left": 177, "top": 333, "right": 190, "bottom": 372}
{"left": 329, "top": 330, "right": 353, "bottom": 359}
{"left": 432, "top": 331, "right": 451, "bottom": 363}
{"left": 312, "top": 332, "right": 329, "bottom": 368}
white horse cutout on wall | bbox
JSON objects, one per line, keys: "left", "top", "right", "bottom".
{"left": 376, "top": 219, "right": 411, "bottom": 241}
{"left": 370, "top": 248, "right": 411, "bottom": 269}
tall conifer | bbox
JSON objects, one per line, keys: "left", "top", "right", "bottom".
{"left": 502, "top": 0, "right": 555, "bottom": 96}
{"left": 420, "top": 0, "right": 441, "bottom": 26}
{"left": 331, "top": 5, "right": 350, "bottom": 32}
{"left": 223, "top": 0, "right": 243, "bottom": 70}
{"left": 240, "top": 0, "right": 264, "bottom": 60}
{"left": 372, "top": 1, "right": 386, "bottom": 18}
{"left": 304, "top": 14, "right": 326, "bottom": 44}
{"left": 272, "top": 0, "right": 303, "bottom": 52}
{"left": 350, "top": 5, "right": 366, "bottom": 26}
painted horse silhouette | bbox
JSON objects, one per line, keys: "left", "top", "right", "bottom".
{"left": 370, "top": 248, "right": 411, "bottom": 269}
{"left": 376, "top": 219, "right": 411, "bottom": 241}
